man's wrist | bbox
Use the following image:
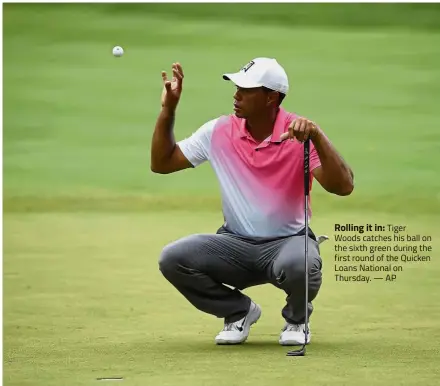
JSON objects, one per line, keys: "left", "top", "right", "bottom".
{"left": 310, "top": 126, "right": 323, "bottom": 142}
{"left": 161, "top": 105, "right": 176, "bottom": 116}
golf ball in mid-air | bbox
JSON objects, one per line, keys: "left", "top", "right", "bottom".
{"left": 112, "top": 46, "right": 124, "bottom": 57}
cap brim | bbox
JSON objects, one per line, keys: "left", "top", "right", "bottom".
{"left": 222, "top": 72, "right": 263, "bottom": 89}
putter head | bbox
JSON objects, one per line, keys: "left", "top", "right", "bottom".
{"left": 317, "top": 235, "right": 329, "bottom": 245}
{"left": 286, "top": 346, "right": 306, "bottom": 356}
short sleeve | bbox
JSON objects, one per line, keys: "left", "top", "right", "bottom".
{"left": 309, "top": 141, "right": 321, "bottom": 172}
{"left": 177, "top": 118, "right": 218, "bottom": 167}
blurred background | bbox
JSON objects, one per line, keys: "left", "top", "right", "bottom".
{"left": 3, "top": 3, "right": 440, "bottom": 386}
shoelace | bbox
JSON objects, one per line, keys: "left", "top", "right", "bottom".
{"left": 222, "top": 320, "right": 244, "bottom": 331}
{"left": 223, "top": 323, "right": 236, "bottom": 331}
{"left": 284, "top": 323, "right": 307, "bottom": 333}
{"left": 285, "top": 324, "right": 301, "bottom": 332}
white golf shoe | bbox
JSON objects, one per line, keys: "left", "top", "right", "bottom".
{"left": 215, "top": 301, "right": 262, "bottom": 345}
{"left": 279, "top": 322, "right": 311, "bottom": 346}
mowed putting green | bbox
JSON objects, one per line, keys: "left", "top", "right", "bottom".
{"left": 3, "top": 4, "right": 440, "bottom": 386}
{"left": 4, "top": 212, "right": 440, "bottom": 386}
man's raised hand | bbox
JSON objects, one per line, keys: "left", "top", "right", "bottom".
{"left": 161, "top": 62, "right": 184, "bottom": 111}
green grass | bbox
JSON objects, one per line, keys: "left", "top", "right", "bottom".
{"left": 4, "top": 212, "right": 440, "bottom": 386}
{"left": 3, "top": 4, "right": 440, "bottom": 215}
{"left": 3, "top": 4, "right": 440, "bottom": 386}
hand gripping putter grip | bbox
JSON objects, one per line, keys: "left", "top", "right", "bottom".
{"left": 287, "top": 138, "right": 310, "bottom": 357}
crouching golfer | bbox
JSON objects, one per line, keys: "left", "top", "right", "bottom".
{"left": 151, "top": 58, "right": 354, "bottom": 345}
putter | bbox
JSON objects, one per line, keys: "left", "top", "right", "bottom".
{"left": 286, "top": 138, "right": 310, "bottom": 357}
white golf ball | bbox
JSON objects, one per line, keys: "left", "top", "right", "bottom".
{"left": 112, "top": 46, "right": 124, "bottom": 57}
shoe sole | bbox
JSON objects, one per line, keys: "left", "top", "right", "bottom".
{"left": 215, "top": 304, "right": 262, "bottom": 345}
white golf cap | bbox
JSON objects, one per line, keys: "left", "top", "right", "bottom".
{"left": 223, "top": 57, "right": 289, "bottom": 94}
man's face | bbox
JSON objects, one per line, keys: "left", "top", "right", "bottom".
{"left": 233, "top": 86, "right": 275, "bottom": 119}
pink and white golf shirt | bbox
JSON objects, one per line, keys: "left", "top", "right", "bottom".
{"left": 177, "top": 108, "right": 321, "bottom": 238}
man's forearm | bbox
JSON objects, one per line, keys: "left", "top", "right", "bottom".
{"left": 151, "top": 107, "right": 177, "bottom": 171}
{"left": 312, "top": 129, "right": 354, "bottom": 195}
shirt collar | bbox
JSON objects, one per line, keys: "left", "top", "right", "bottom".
{"left": 239, "top": 108, "right": 289, "bottom": 143}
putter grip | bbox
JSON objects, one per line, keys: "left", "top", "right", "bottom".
{"left": 304, "top": 139, "right": 310, "bottom": 195}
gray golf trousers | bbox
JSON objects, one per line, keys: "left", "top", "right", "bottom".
{"left": 159, "top": 226, "right": 323, "bottom": 324}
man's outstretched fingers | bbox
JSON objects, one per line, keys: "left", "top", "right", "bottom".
{"left": 175, "top": 62, "right": 184, "bottom": 74}
{"left": 173, "top": 67, "right": 182, "bottom": 80}
{"left": 175, "top": 64, "right": 184, "bottom": 87}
